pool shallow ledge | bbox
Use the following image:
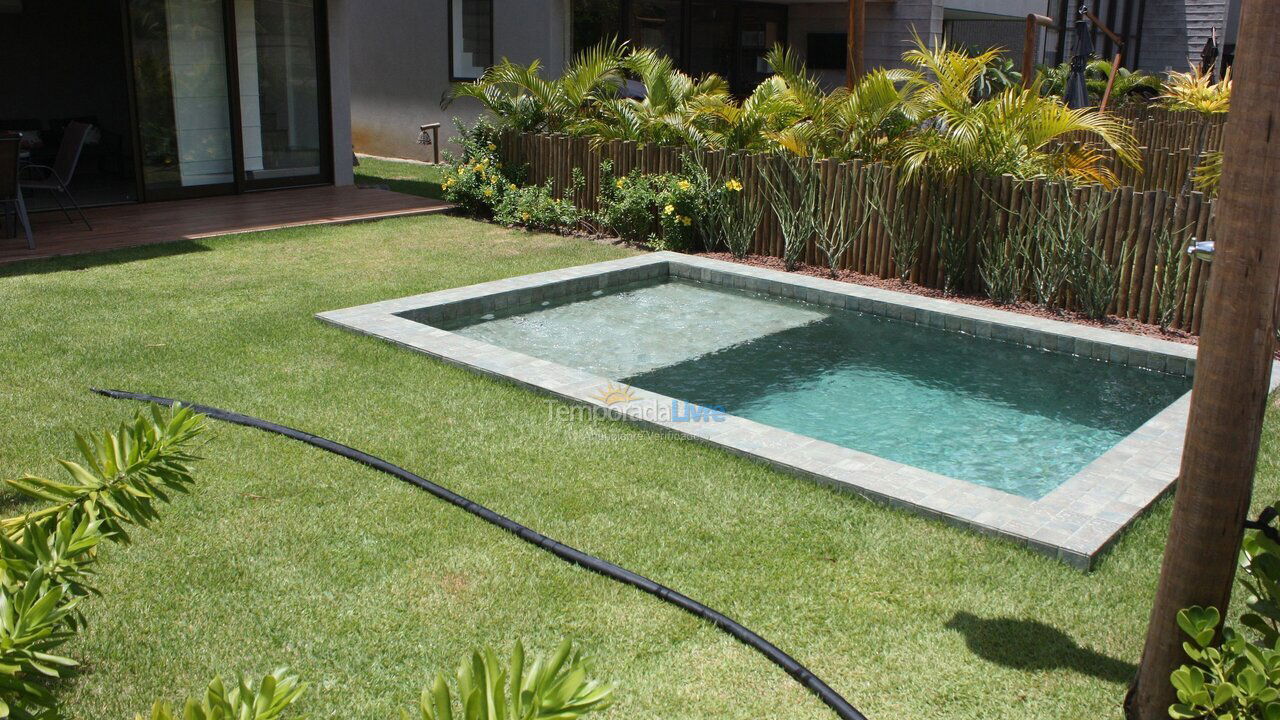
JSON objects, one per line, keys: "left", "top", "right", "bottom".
{"left": 318, "top": 251, "right": 1280, "bottom": 570}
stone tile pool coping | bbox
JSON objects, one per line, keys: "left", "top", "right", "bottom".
{"left": 319, "top": 251, "right": 1280, "bottom": 569}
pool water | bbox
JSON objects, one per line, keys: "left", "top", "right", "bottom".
{"left": 442, "top": 278, "right": 1191, "bottom": 498}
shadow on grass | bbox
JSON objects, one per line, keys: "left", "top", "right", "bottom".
{"left": 945, "top": 611, "right": 1137, "bottom": 684}
{"left": 0, "top": 240, "right": 212, "bottom": 278}
{"left": 355, "top": 173, "right": 445, "bottom": 201}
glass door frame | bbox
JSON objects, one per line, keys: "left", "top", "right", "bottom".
{"left": 122, "top": 0, "right": 334, "bottom": 202}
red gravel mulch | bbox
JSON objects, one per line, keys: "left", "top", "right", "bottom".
{"left": 696, "top": 251, "right": 1202, "bottom": 348}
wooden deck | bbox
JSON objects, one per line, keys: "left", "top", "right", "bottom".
{"left": 0, "top": 185, "right": 450, "bottom": 265}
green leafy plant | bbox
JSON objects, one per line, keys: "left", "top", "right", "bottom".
{"left": 1071, "top": 238, "right": 1132, "bottom": 321}
{"left": 979, "top": 204, "right": 1033, "bottom": 305}
{"left": 1238, "top": 515, "right": 1280, "bottom": 646}
{"left": 705, "top": 155, "right": 763, "bottom": 259}
{"left": 814, "top": 164, "right": 873, "bottom": 277}
{"left": 136, "top": 668, "right": 306, "bottom": 720}
{"left": 1152, "top": 222, "right": 1193, "bottom": 331}
{"left": 440, "top": 119, "right": 522, "bottom": 216}
{"left": 0, "top": 404, "right": 206, "bottom": 720}
{"left": 1169, "top": 506, "right": 1280, "bottom": 720}
{"left": 759, "top": 153, "right": 821, "bottom": 271}
{"left": 402, "top": 640, "right": 614, "bottom": 720}
{"left": 1171, "top": 608, "right": 1280, "bottom": 720}
{"left": 654, "top": 159, "right": 717, "bottom": 252}
{"left": 494, "top": 174, "right": 584, "bottom": 234}
{"left": 928, "top": 184, "right": 970, "bottom": 294}
{"left": 868, "top": 170, "right": 920, "bottom": 282}
{"left": 596, "top": 162, "right": 663, "bottom": 245}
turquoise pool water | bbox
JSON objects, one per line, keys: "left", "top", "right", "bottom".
{"left": 443, "top": 278, "right": 1191, "bottom": 498}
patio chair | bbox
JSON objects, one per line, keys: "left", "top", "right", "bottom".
{"left": 20, "top": 120, "right": 92, "bottom": 231}
{"left": 0, "top": 134, "right": 33, "bottom": 249}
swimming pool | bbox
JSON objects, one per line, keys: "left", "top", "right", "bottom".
{"left": 320, "top": 252, "right": 1275, "bottom": 567}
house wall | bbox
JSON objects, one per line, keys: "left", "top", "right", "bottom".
{"left": 349, "top": 0, "right": 569, "bottom": 161}
{"left": 1136, "top": 0, "right": 1229, "bottom": 72}
{"left": 329, "top": 0, "right": 355, "bottom": 185}
{"left": 787, "top": 1, "right": 942, "bottom": 88}
{"left": 787, "top": 0, "right": 1046, "bottom": 90}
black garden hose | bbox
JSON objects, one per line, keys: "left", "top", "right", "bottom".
{"left": 92, "top": 388, "right": 868, "bottom": 720}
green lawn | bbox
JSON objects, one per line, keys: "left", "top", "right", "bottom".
{"left": 355, "top": 155, "right": 446, "bottom": 199}
{"left": 1, "top": 211, "right": 1277, "bottom": 720}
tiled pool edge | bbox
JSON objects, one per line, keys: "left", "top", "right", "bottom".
{"left": 319, "top": 251, "right": 1280, "bottom": 569}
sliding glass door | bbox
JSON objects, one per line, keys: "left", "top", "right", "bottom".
{"left": 235, "top": 0, "right": 325, "bottom": 188}
{"left": 127, "top": 0, "right": 328, "bottom": 200}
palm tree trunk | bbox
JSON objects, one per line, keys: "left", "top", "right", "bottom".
{"left": 1126, "top": 1, "right": 1280, "bottom": 718}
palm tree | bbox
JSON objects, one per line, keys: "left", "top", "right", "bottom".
{"left": 1158, "top": 66, "right": 1231, "bottom": 197}
{"left": 899, "top": 38, "right": 1139, "bottom": 185}
{"left": 443, "top": 41, "right": 627, "bottom": 133}
{"left": 571, "top": 47, "right": 730, "bottom": 148}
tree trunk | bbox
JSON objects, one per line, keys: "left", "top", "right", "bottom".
{"left": 1126, "top": 1, "right": 1280, "bottom": 718}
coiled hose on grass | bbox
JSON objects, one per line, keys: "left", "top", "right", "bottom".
{"left": 93, "top": 388, "right": 868, "bottom": 720}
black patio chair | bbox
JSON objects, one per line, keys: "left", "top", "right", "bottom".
{"left": 0, "top": 134, "right": 33, "bottom": 249}
{"left": 20, "top": 120, "right": 92, "bottom": 230}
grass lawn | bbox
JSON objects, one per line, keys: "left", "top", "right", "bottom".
{"left": 1, "top": 211, "right": 1278, "bottom": 720}
{"left": 355, "top": 155, "right": 446, "bottom": 199}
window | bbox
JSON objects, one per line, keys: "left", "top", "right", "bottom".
{"left": 571, "top": 0, "right": 621, "bottom": 56}
{"left": 807, "top": 33, "right": 847, "bottom": 71}
{"left": 449, "top": 0, "right": 493, "bottom": 80}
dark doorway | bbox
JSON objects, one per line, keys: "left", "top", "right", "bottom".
{"left": 0, "top": 1, "right": 139, "bottom": 209}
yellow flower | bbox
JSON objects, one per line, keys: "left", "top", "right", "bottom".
{"left": 483, "top": 187, "right": 494, "bottom": 197}
{"left": 615, "top": 178, "right": 626, "bottom": 188}
{"left": 487, "top": 143, "right": 497, "bottom": 150}
{"left": 521, "top": 212, "right": 531, "bottom": 220}
{"left": 663, "top": 204, "right": 675, "bottom": 215}
{"left": 508, "top": 184, "right": 518, "bottom": 191}
{"left": 725, "top": 179, "right": 743, "bottom": 192}
{"left": 677, "top": 180, "right": 691, "bottom": 191}
{"left": 680, "top": 215, "right": 692, "bottom": 226}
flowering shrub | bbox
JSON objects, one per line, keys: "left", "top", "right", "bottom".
{"left": 440, "top": 119, "right": 522, "bottom": 215}
{"left": 597, "top": 158, "right": 744, "bottom": 252}
{"left": 597, "top": 162, "right": 664, "bottom": 245}
{"left": 494, "top": 175, "right": 584, "bottom": 234}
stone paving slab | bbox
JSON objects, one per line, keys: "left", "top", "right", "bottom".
{"left": 319, "top": 251, "right": 1280, "bottom": 570}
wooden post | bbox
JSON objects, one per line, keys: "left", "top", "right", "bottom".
{"left": 1127, "top": 0, "right": 1280, "bottom": 717}
{"left": 846, "top": 0, "right": 865, "bottom": 88}
{"left": 1021, "top": 14, "right": 1055, "bottom": 89}
{"left": 1099, "top": 52, "right": 1124, "bottom": 110}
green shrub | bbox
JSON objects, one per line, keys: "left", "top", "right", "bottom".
{"left": 705, "top": 155, "right": 763, "bottom": 259}
{"left": 1170, "top": 507, "right": 1280, "bottom": 720}
{"left": 759, "top": 153, "right": 820, "bottom": 271}
{"left": 1071, "top": 239, "right": 1132, "bottom": 320}
{"left": 596, "top": 158, "right": 725, "bottom": 252}
{"left": 928, "top": 186, "right": 970, "bottom": 294}
{"left": 137, "top": 669, "right": 305, "bottom": 720}
{"left": 403, "top": 640, "right": 614, "bottom": 720}
{"left": 0, "top": 404, "right": 206, "bottom": 720}
{"left": 494, "top": 175, "right": 584, "bottom": 234}
{"left": 814, "top": 166, "right": 869, "bottom": 277}
{"left": 133, "top": 642, "right": 614, "bottom": 720}
{"left": 869, "top": 171, "right": 920, "bottom": 282}
{"left": 441, "top": 119, "right": 522, "bottom": 216}
{"left": 1152, "top": 222, "right": 1193, "bottom": 330}
{"left": 597, "top": 162, "right": 663, "bottom": 245}
{"left": 979, "top": 220, "right": 1031, "bottom": 305}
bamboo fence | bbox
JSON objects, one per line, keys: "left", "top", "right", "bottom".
{"left": 499, "top": 129, "right": 1216, "bottom": 333}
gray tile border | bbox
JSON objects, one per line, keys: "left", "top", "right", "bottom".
{"left": 319, "top": 251, "right": 1280, "bottom": 570}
